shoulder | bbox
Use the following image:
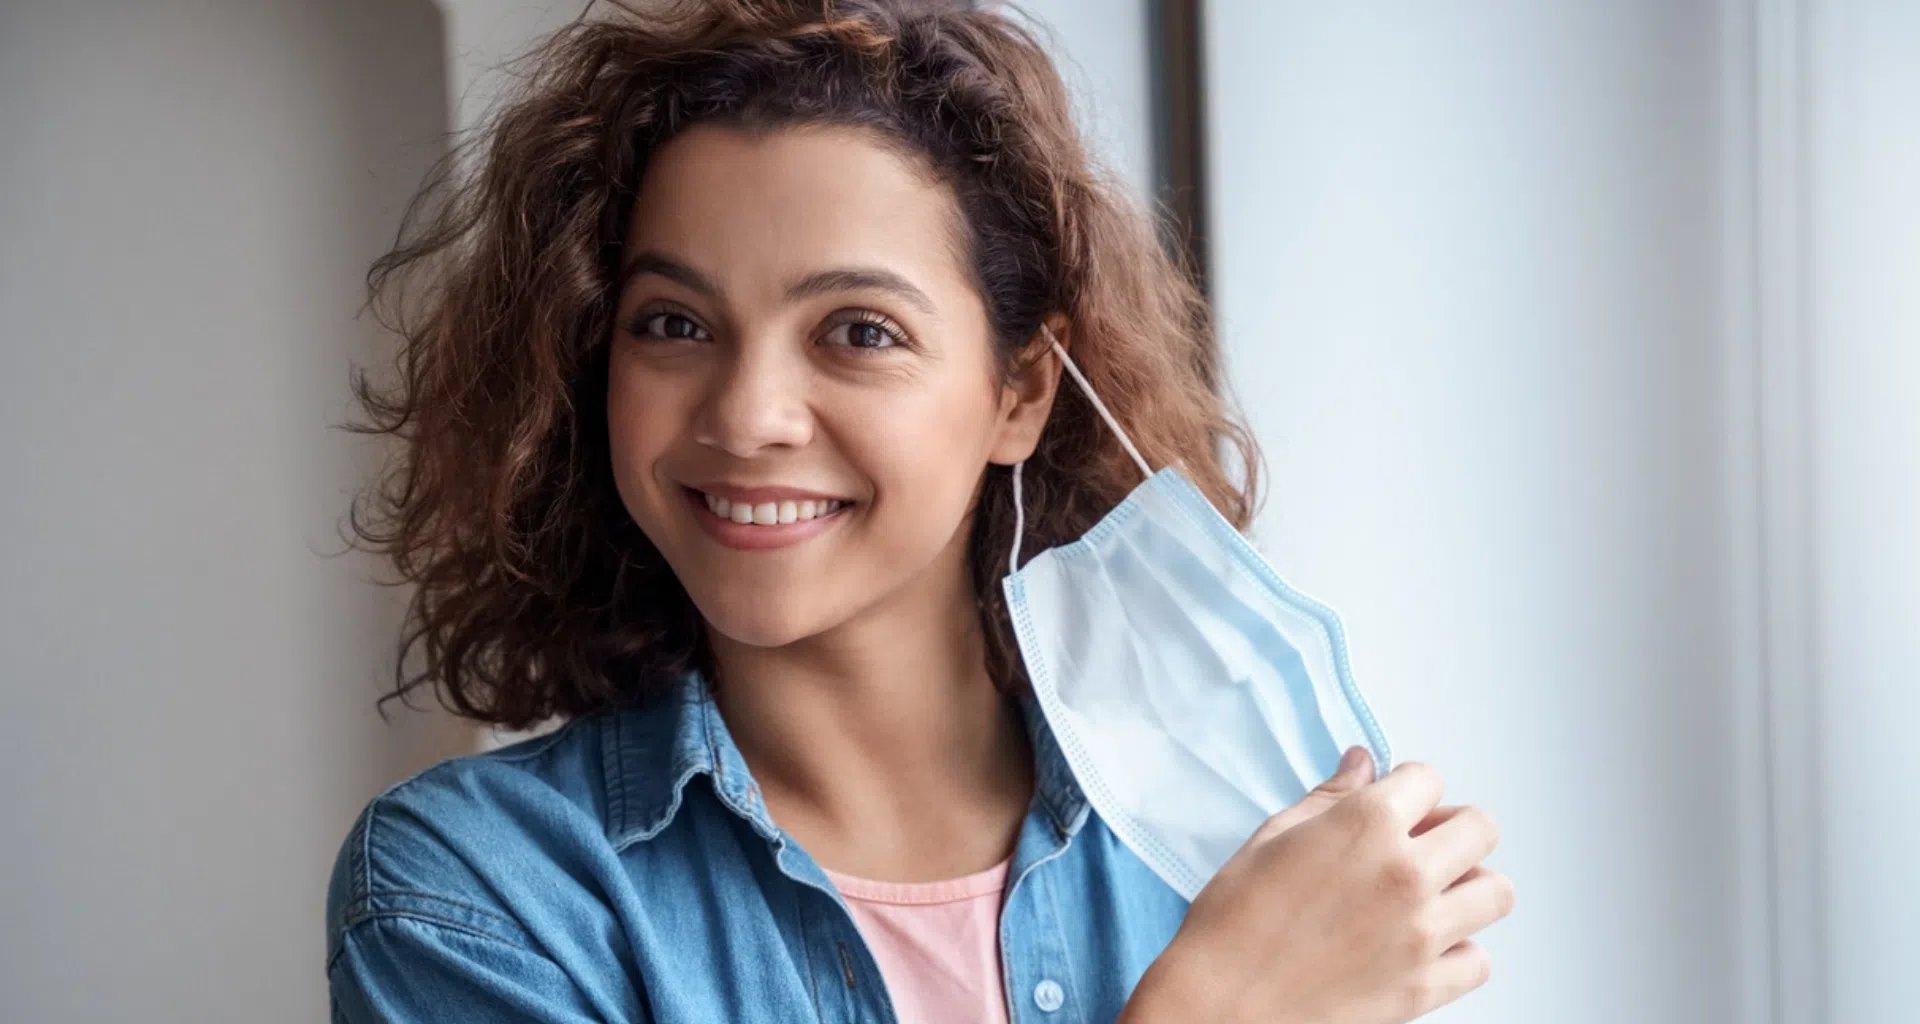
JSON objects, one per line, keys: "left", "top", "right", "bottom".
{"left": 324, "top": 712, "right": 613, "bottom": 967}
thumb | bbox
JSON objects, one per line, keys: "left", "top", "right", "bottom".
{"left": 1298, "top": 745, "right": 1377, "bottom": 815}
{"left": 1260, "top": 746, "right": 1377, "bottom": 839}
{"left": 1317, "top": 745, "right": 1376, "bottom": 796}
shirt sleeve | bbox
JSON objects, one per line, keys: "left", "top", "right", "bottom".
{"left": 329, "top": 914, "right": 627, "bottom": 1024}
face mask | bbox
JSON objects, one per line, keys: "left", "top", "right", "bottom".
{"left": 1002, "top": 333, "right": 1395, "bottom": 901}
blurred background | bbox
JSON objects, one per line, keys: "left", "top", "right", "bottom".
{"left": 2, "top": 1, "right": 1915, "bottom": 1021}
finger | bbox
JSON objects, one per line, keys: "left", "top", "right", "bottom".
{"left": 1412, "top": 804, "right": 1465, "bottom": 839}
{"left": 1353, "top": 760, "right": 1445, "bottom": 833}
{"left": 1412, "top": 940, "right": 1494, "bottom": 1017}
{"left": 1331, "top": 744, "right": 1379, "bottom": 786}
{"left": 1444, "top": 862, "right": 1491, "bottom": 890}
{"left": 1431, "top": 867, "right": 1515, "bottom": 950}
{"left": 1413, "top": 804, "right": 1500, "bottom": 888}
{"left": 1312, "top": 745, "right": 1377, "bottom": 800}
{"left": 1258, "top": 746, "right": 1378, "bottom": 839}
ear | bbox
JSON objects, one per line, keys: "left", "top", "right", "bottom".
{"left": 988, "top": 313, "right": 1069, "bottom": 466}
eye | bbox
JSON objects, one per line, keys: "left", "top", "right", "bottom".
{"left": 822, "top": 312, "right": 907, "bottom": 351}
{"left": 627, "top": 308, "right": 711, "bottom": 342}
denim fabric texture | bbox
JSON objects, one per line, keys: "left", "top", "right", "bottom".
{"left": 325, "top": 674, "right": 1189, "bottom": 1022}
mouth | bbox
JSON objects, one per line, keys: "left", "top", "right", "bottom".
{"left": 695, "top": 490, "right": 851, "bottom": 526}
{"left": 680, "top": 484, "right": 856, "bottom": 550}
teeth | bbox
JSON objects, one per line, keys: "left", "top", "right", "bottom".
{"left": 701, "top": 492, "right": 846, "bottom": 525}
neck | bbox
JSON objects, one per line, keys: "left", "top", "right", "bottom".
{"left": 706, "top": 537, "right": 1033, "bottom": 882}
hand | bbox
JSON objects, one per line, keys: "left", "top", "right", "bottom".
{"left": 1120, "top": 749, "right": 1513, "bottom": 1024}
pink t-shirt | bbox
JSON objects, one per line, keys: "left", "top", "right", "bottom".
{"left": 823, "top": 858, "right": 1013, "bottom": 1024}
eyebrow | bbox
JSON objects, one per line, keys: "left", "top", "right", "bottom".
{"left": 619, "top": 250, "right": 939, "bottom": 318}
{"left": 785, "top": 267, "right": 938, "bottom": 317}
{"left": 620, "top": 251, "right": 722, "bottom": 298}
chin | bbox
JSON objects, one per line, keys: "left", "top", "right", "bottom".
{"left": 693, "top": 589, "right": 841, "bottom": 651}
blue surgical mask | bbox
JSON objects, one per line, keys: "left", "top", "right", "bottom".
{"left": 1002, "top": 334, "right": 1394, "bottom": 901}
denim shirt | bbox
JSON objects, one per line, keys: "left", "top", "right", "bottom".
{"left": 324, "top": 677, "right": 1190, "bottom": 1022}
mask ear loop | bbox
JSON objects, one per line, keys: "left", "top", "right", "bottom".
{"left": 1007, "top": 327, "right": 1156, "bottom": 575}
{"left": 1047, "top": 335, "right": 1154, "bottom": 480}
{"left": 1010, "top": 461, "right": 1027, "bottom": 575}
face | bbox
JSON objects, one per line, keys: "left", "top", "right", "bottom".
{"left": 607, "top": 123, "right": 1056, "bottom": 650}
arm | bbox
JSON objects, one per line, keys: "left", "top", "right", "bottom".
{"left": 329, "top": 912, "right": 627, "bottom": 1024}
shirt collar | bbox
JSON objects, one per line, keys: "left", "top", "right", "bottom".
{"left": 601, "top": 673, "right": 1090, "bottom": 850}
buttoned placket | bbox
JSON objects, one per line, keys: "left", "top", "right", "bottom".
{"left": 773, "top": 835, "right": 905, "bottom": 1024}
{"left": 998, "top": 805, "right": 1087, "bottom": 1024}
{"left": 687, "top": 694, "right": 902, "bottom": 1024}
{"left": 696, "top": 686, "right": 1094, "bottom": 1024}
{"left": 719, "top": 763, "right": 904, "bottom": 1021}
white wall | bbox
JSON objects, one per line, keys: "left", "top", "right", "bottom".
{"left": 1206, "top": 2, "right": 1743, "bottom": 1022}
{"left": 0, "top": 2, "right": 461, "bottom": 1021}
{"left": 1804, "top": 3, "right": 1920, "bottom": 1021}
{"left": 440, "top": 0, "right": 585, "bottom": 138}
{"left": 1010, "top": 0, "right": 1155, "bottom": 201}
{"left": 1206, "top": 2, "right": 1920, "bottom": 1023}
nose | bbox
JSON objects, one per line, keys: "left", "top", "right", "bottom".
{"left": 691, "top": 336, "right": 814, "bottom": 459}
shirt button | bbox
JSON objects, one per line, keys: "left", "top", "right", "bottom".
{"left": 1033, "top": 979, "right": 1065, "bottom": 1013}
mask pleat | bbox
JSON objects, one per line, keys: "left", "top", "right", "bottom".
{"left": 1099, "top": 521, "right": 1315, "bottom": 811}
{"left": 1029, "top": 548, "right": 1275, "bottom": 871}
{"left": 1134, "top": 479, "right": 1349, "bottom": 789}
{"left": 1002, "top": 466, "right": 1394, "bottom": 900}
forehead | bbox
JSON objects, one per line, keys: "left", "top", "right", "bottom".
{"left": 623, "top": 123, "right": 973, "bottom": 301}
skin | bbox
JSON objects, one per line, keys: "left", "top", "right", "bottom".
{"left": 607, "top": 122, "right": 1063, "bottom": 882}
{"left": 1121, "top": 753, "right": 1515, "bottom": 1024}
{"left": 605, "top": 120, "right": 1514, "bottom": 1021}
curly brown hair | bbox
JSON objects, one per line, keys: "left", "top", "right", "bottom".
{"left": 350, "top": 0, "right": 1259, "bottom": 730}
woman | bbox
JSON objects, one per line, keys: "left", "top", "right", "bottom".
{"left": 326, "top": 1, "right": 1512, "bottom": 1021}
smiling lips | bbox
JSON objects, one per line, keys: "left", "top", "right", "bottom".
{"left": 701, "top": 492, "right": 847, "bottom": 526}
{"left": 683, "top": 484, "right": 853, "bottom": 551}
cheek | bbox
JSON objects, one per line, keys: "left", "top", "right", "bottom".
{"left": 840, "top": 372, "right": 1003, "bottom": 540}
{"left": 605, "top": 362, "right": 683, "bottom": 522}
